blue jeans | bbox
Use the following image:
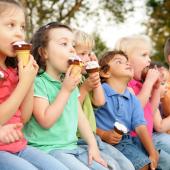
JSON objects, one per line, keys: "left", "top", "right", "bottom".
{"left": 153, "top": 132, "right": 170, "bottom": 170}
{"left": 115, "top": 135, "right": 150, "bottom": 170}
{"left": 78, "top": 135, "right": 135, "bottom": 170}
{"left": 0, "top": 145, "right": 68, "bottom": 170}
{"left": 49, "top": 146, "right": 109, "bottom": 170}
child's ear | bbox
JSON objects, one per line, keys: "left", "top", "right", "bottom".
{"left": 38, "top": 47, "right": 48, "bottom": 59}
{"left": 100, "top": 70, "right": 111, "bottom": 79}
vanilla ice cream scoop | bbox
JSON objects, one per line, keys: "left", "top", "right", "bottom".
{"left": 86, "top": 61, "right": 99, "bottom": 73}
{"left": 114, "top": 122, "right": 128, "bottom": 135}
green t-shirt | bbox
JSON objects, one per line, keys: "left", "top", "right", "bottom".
{"left": 24, "top": 72, "right": 79, "bottom": 152}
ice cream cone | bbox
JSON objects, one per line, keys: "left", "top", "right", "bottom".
{"left": 68, "top": 56, "right": 83, "bottom": 77}
{"left": 113, "top": 122, "right": 128, "bottom": 135}
{"left": 13, "top": 41, "right": 32, "bottom": 67}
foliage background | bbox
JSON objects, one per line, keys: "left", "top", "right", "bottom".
{"left": 19, "top": 0, "right": 170, "bottom": 64}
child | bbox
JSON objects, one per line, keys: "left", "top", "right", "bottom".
{"left": 161, "top": 38, "right": 170, "bottom": 118}
{"left": 23, "top": 22, "right": 108, "bottom": 170}
{"left": 0, "top": 0, "right": 69, "bottom": 170}
{"left": 115, "top": 35, "right": 170, "bottom": 170}
{"left": 74, "top": 29, "right": 135, "bottom": 170}
{"left": 95, "top": 50, "right": 159, "bottom": 170}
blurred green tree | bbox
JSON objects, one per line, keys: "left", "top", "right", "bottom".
{"left": 146, "top": 0, "right": 170, "bottom": 64}
{"left": 19, "top": 0, "right": 134, "bottom": 39}
{"left": 93, "top": 33, "right": 109, "bottom": 58}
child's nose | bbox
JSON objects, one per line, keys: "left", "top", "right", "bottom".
{"left": 15, "top": 28, "right": 25, "bottom": 40}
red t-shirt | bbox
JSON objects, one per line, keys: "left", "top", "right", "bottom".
{"left": 0, "top": 67, "right": 27, "bottom": 153}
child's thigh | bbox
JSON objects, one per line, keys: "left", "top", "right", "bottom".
{"left": 101, "top": 142, "right": 135, "bottom": 170}
{"left": 49, "top": 149, "right": 90, "bottom": 170}
{"left": 19, "top": 146, "right": 68, "bottom": 170}
{"left": 158, "top": 149, "right": 170, "bottom": 170}
{"left": 0, "top": 151, "right": 38, "bottom": 170}
{"left": 153, "top": 132, "right": 170, "bottom": 153}
{"left": 115, "top": 141, "right": 150, "bottom": 170}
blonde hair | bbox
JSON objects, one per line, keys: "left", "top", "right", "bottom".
{"left": 73, "top": 29, "right": 95, "bottom": 50}
{"left": 114, "top": 35, "right": 152, "bottom": 59}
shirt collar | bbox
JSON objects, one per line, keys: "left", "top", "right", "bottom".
{"left": 103, "top": 83, "right": 130, "bottom": 99}
{"left": 41, "top": 72, "right": 61, "bottom": 84}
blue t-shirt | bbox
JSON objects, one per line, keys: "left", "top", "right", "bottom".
{"left": 95, "top": 83, "right": 146, "bottom": 132}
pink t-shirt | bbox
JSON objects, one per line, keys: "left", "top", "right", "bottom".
{"left": 0, "top": 67, "right": 27, "bottom": 153}
{"left": 128, "top": 79, "right": 153, "bottom": 137}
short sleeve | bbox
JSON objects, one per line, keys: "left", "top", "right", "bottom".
{"left": 34, "top": 77, "right": 48, "bottom": 100}
{"left": 131, "top": 96, "right": 146, "bottom": 130}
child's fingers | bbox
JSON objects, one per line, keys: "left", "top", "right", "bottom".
{"left": 66, "top": 65, "right": 73, "bottom": 77}
{"left": 95, "top": 157, "right": 108, "bottom": 168}
{"left": 6, "top": 134, "right": 15, "bottom": 143}
{"left": 13, "top": 123, "right": 23, "bottom": 129}
{"left": 10, "top": 130, "right": 20, "bottom": 141}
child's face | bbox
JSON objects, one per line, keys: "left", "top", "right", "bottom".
{"left": 44, "top": 28, "right": 75, "bottom": 73}
{"left": 129, "top": 44, "right": 151, "bottom": 81}
{"left": 0, "top": 6, "right": 25, "bottom": 58}
{"left": 75, "top": 46, "right": 91, "bottom": 64}
{"left": 108, "top": 54, "right": 134, "bottom": 80}
{"left": 75, "top": 45, "right": 91, "bottom": 73}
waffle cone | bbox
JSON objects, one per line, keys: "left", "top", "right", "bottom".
{"left": 70, "top": 65, "right": 82, "bottom": 77}
{"left": 16, "top": 50, "right": 30, "bottom": 66}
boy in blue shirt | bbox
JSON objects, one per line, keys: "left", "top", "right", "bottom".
{"left": 95, "top": 51, "right": 159, "bottom": 170}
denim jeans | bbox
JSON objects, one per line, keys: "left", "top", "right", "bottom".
{"left": 49, "top": 146, "right": 109, "bottom": 170}
{"left": 153, "top": 132, "right": 170, "bottom": 170}
{"left": 0, "top": 145, "right": 69, "bottom": 170}
{"left": 78, "top": 135, "right": 135, "bottom": 170}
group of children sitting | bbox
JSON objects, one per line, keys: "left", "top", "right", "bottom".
{"left": 0, "top": 0, "right": 170, "bottom": 170}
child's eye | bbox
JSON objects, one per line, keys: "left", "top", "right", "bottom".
{"left": 7, "top": 23, "right": 15, "bottom": 28}
{"left": 115, "top": 60, "right": 122, "bottom": 64}
{"left": 61, "top": 42, "right": 67, "bottom": 46}
{"left": 21, "top": 25, "right": 25, "bottom": 31}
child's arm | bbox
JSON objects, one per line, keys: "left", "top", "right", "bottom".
{"left": 79, "top": 72, "right": 105, "bottom": 106}
{"left": 91, "top": 73, "right": 105, "bottom": 107}
{"left": 78, "top": 101, "right": 107, "bottom": 167}
{"left": 153, "top": 109, "right": 170, "bottom": 132}
{"left": 0, "top": 56, "right": 37, "bottom": 125}
{"left": 0, "top": 123, "right": 23, "bottom": 143}
{"left": 136, "top": 125, "right": 159, "bottom": 170}
{"left": 20, "top": 85, "right": 34, "bottom": 124}
{"left": 135, "top": 69, "right": 160, "bottom": 108}
{"left": 33, "top": 67, "right": 81, "bottom": 128}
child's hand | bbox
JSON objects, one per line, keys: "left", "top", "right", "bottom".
{"left": 18, "top": 55, "right": 39, "bottom": 84}
{"left": 88, "top": 145, "right": 108, "bottom": 168}
{"left": 0, "top": 123, "right": 23, "bottom": 144}
{"left": 101, "top": 130, "right": 122, "bottom": 144}
{"left": 62, "top": 66, "right": 81, "bottom": 93}
{"left": 145, "top": 69, "right": 160, "bottom": 87}
{"left": 84, "top": 72, "right": 101, "bottom": 92}
{"left": 149, "top": 150, "right": 159, "bottom": 170}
